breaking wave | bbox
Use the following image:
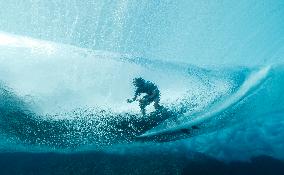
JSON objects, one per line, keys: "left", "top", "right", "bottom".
{"left": 0, "top": 33, "right": 283, "bottom": 154}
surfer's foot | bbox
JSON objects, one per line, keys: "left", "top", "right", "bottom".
{"left": 141, "top": 108, "right": 146, "bottom": 116}
{"left": 191, "top": 125, "right": 199, "bottom": 129}
{"left": 154, "top": 104, "right": 163, "bottom": 110}
{"left": 181, "top": 129, "right": 190, "bottom": 134}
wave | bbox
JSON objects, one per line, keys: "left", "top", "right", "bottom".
{"left": 140, "top": 65, "right": 271, "bottom": 137}
{"left": 139, "top": 64, "right": 284, "bottom": 142}
{"left": 0, "top": 32, "right": 283, "bottom": 152}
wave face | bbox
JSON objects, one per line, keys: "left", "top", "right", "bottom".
{"left": 0, "top": 33, "right": 238, "bottom": 150}
{"left": 140, "top": 65, "right": 284, "bottom": 140}
{"left": 0, "top": 33, "right": 284, "bottom": 157}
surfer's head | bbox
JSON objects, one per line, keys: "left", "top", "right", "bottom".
{"left": 133, "top": 77, "right": 145, "bottom": 87}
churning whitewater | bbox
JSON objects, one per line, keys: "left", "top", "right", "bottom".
{"left": 0, "top": 32, "right": 284, "bottom": 151}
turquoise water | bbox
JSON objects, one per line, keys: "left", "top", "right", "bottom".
{"left": 0, "top": 1, "right": 284, "bottom": 174}
{"left": 1, "top": 0, "right": 283, "bottom": 65}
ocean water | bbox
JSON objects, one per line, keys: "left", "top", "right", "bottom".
{"left": 0, "top": 1, "right": 284, "bottom": 175}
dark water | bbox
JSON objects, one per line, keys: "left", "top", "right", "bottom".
{"left": 0, "top": 152, "right": 283, "bottom": 175}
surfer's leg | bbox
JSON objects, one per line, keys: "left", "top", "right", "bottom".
{"left": 139, "top": 99, "right": 147, "bottom": 115}
{"left": 141, "top": 108, "right": 146, "bottom": 115}
{"left": 153, "top": 91, "right": 161, "bottom": 110}
{"left": 154, "top": 97, "right": 161, "bottom": 109}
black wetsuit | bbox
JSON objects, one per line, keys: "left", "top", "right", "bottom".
{"left": 133, "top": 80, "right": 160, "bottom": 115}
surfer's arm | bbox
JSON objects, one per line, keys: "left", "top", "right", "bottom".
{"left": 127, "top": 91, "right": 141, "bottom": 103}
{"left": 132, "top": 91, "right": 141, "bottom": 101}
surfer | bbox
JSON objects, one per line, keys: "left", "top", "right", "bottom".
{"left": 127, "top": 77, "right": 161, "bottom": 115}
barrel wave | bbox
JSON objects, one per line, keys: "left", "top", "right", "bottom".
{"left": 0, "top": 32, "right": 283, "bottom": 154}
